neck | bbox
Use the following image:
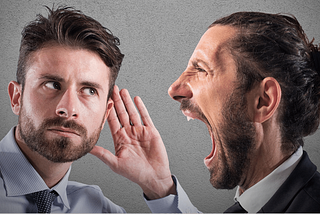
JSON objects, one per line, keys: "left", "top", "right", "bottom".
{"left": 238, "top": 119, "right": 294, "bottom": 194}
{"left": 14, "top": 126, "right": 71, "bottom": 188}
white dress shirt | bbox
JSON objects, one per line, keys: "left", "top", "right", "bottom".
{"left": 234, "top": 146, "right": 303, "bottom": 213}
{"left": 147, "top": 147, "right": 304, "bottom": 213}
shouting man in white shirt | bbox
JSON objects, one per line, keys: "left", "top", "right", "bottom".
{"left": 92, "top": 12, "right": 320, "bottom": 213}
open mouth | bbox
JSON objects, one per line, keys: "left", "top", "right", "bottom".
{"left": 182, "top": 110, "right": 216, "bottom": 168}
{"left": 204, "top": 131, "right": 216, "bottom": 168}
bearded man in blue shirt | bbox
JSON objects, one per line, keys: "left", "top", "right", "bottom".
{"left": 0, "top": 5, "right": 173, "bottom": 213}
{"left": 0, "top": 5, "right": 188, "bottom": 213}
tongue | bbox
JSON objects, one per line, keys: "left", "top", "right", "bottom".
{"left": 204, "top": 132, "right": 216, "bottom": 168}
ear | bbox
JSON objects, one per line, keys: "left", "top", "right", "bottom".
{"left": 8, "top": 81, "right": 22, "bottom": 116}
{"left": 101, "top": 98, "right": 114, "bottom": 130}
{"left": 251, "top": 77, "right": 281, "bottom": 123}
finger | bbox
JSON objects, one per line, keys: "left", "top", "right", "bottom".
{"left": 120, "top": 89, "right": 141, "bottom": 126}
{"left": 107, "top": 106, "right": 121, "bottom": 136}
{"left": 90, "top": 145, "right": 118, "bottom": 170}
{"left": 134, "top": 96, "right": 155, "bottom": 127}
{"left": 112, "top": 85, "right": 130, "bottom": 127}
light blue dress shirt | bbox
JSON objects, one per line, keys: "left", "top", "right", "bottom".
{"left": 0, "top": 127, "right": 126, "bottom": 213}
{"left": 0, "top": 127, "right": 198, "bottom": 213}
{"left": 144, "top": 175, "right": 199, "bottom": 213}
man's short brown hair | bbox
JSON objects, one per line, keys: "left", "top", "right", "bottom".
{"left": 17, "top": 6, "right": 124, "bottom": 99}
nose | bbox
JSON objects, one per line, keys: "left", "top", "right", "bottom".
{"left": 55, "top": 89, "right": 79, "bottom": 119}
{"left": 168, "top": 72, "right": 193, "bottom": 102}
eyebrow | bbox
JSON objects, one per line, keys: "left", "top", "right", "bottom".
{"left": 39, "top": 74, "right": 64, "bottom": 82}
{"left": 80, "top": 81, "right": 103, "bottom": 91}
{"left": 192, "top": 59, "right": 212, "bottom": 72}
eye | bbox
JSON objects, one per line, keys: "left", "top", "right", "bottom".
{"left": 196, "top": 67, "right": 206, "bottom": 73}
{"left": 82, "top": 88, "right": 97, "bottom": 96}
{"left": 45, "top": 81, "right": 61, "bottom": 90}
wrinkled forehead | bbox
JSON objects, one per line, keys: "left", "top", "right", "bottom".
{"left": 25, "top": 45, "right": 111, "bottom": 89}
{"left": 194, "top": 25, "right": 237, "bottom": 55}
{"left": 190, "top": 25, "right": 238, "bottom": 68}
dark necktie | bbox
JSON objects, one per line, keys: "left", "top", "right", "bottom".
{"left": 32, "top": 190, "right": 58, "bottom": 213}
{"left": 224, "top": 202, "right": 247, "bottom": 213}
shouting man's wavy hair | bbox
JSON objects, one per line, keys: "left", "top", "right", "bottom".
{"left": 210, "top": 12, "right": 320, "bottom": 153}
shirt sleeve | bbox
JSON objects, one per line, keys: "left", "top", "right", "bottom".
{"left": 144, "top": 175, "right": 200, "bottom": 213}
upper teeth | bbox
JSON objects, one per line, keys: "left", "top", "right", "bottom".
{"left": 187, "top": 116, "right": 194, "bottom": 121}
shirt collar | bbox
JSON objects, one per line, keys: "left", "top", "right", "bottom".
{"left": 51, "top": 167, "right": 71, "bottom": 209}
{"left": 0, "top": 127, "right": 70, "bottom": 209}
{"left": 234, "top": 146, "right": 303, "bottom": 213}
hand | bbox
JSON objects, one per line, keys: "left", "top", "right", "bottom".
{"left": 90, "top": 85, "right": 176, "bottom": 199}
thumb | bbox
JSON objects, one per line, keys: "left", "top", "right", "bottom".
{"left": 90, "top": 145, "right": 118, "bottom": 170}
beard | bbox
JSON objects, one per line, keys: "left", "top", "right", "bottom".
{"left": 209, "top": 88, "right": 255, "bottom": 189}
{"left": 18, "top": 106, "right": 104, "bottom": 163}
{"left": 180, "top": 87, "right": 255, "bottom": 190}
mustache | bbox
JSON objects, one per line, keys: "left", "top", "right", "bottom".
{"left": 180, "top": 99, "right": 199, "bottom": 112}
{"left": 42, "top": 117, "right": 87, "bottom": 136}
{"left": 180, "top": 99, "right": 210, "bottom": 126}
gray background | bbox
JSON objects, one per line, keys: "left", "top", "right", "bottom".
{"left": 1, "top": 0, "right": 320, "bottom": 212}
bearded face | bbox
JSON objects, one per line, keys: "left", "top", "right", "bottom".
{"left": 180, "top": 86, "right": 255, "bottom": 189}
{"left": 208, "top": 88, "right": 255, "bottom": 189}
{"left": 18, "top": 103, "right": 104, "bottom": 163}
{"left": 12, "top": 45, "right": 113, "bottom": 163}
{"left": 168, "top": 26, "right": 256, "bottom": 190}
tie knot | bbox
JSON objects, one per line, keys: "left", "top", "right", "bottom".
{"left": 32, "top": 190, "right": 58, "bottom": 213}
